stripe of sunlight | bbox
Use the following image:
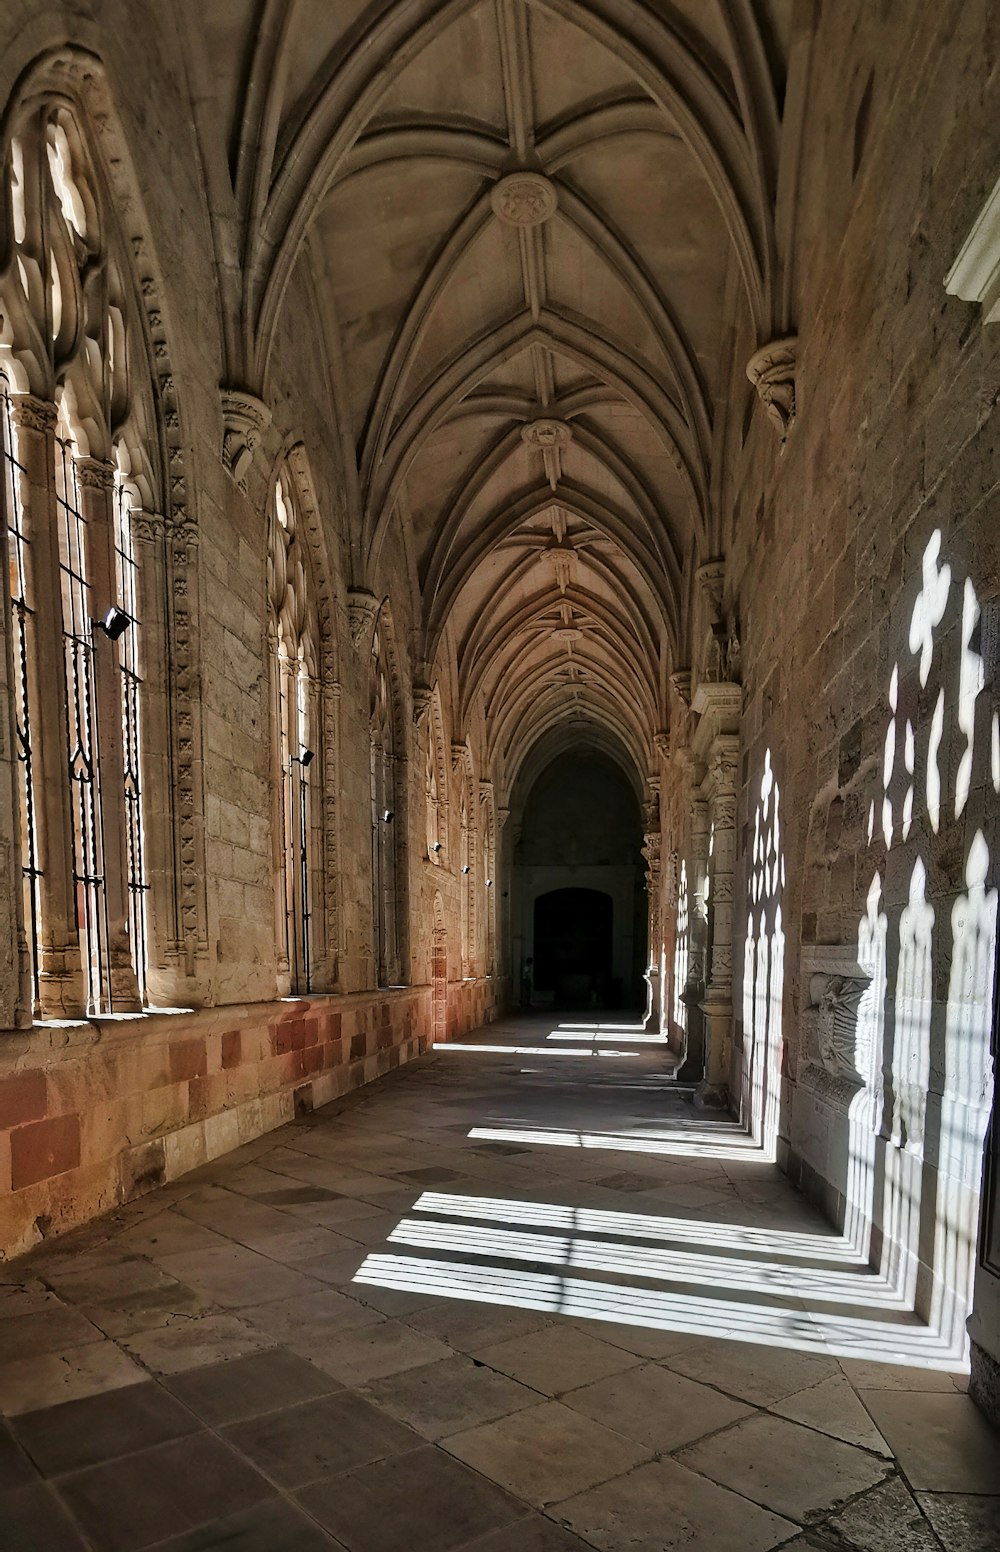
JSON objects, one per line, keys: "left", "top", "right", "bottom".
{"left": 432, "top": 1043, "right": 647, "bottom": 1057}
{"left": 556, "top": 1022, "right": 651, "bottom": 1032}
{"left": 467, "top": 1123, "right": 768, "bottom": 1162}
{"left": 411, "top": 1191, "right": 865, "bottom": 1265}
{"left": 352, "top": 1253, "right": 964, "bottom": 1368}
{"left": 386, "top": 1216, "right": 906, "bottom": 1308}
{"left": 545, "top": 1031, "right": 671, "bottom": 1043}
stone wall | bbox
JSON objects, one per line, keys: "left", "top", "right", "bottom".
{"left": 0, "top": 977, "right": 504, "bottom": 1260}
{"left": 722, "top": 0, "right": 1000, "bottom": 1374}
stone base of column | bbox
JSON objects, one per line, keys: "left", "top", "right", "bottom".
{"left": 37, "top": 950, "right": 86, "bottom": 1020}
{"left": 699, "top": 993, "right": 733, "bottom": 1110}
{"left": 694, "top": 1078, "right": 730, "bottom": 1111}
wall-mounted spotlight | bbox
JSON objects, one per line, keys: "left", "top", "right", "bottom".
{"left": 297, "top": 747, "right": 315, "bottom": 767}
{"left": 462, "top": 865, "right": 470, "bottom": 874}
{"left": 96, "top": 606, "right": 132, "bottom": 641}
{"left": 382, "top": 809, "right": 394, "bottom": 823}
{"left": 431, "top": 840, "right": 443, "bottom": 853}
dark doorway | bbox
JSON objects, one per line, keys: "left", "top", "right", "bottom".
{"left": 534, "top": 888, "right": 613, "bottom": 1007}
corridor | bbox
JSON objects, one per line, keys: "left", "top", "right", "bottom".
{"left": 1, "top": 1016, "right": 996, "bottom": 1552}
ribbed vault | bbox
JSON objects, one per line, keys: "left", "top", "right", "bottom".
{"left": 203, "top": 0, "right": 792, "bottom": 788}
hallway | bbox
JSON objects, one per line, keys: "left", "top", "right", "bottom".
{"left": 1, "top": 1016, "right": 996, "bottom": 1552}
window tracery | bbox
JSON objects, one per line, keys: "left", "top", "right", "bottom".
{"left": 268, "top": 467, "right": 321, "bottom": 993}
{"left": 0, "top": 94, "right": 157, "bottom": 1016}
{"left": 370, "top": 625, "right": 400, "bottom": 986}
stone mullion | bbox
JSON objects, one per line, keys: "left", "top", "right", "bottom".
{"left": 128, "top": 510, "right": 177, "bottom": 1008}
{"left": 0, "top": 452, "right": 31, "bottom": 1027}
{"left": 319, "top": 674, "right": 341, "bottom": 991}
{"left": 13, "top": 396, "right": 86, "bottom": 1017}
{"left": 77, "top": 458, "right": 141, "bottom": 1010}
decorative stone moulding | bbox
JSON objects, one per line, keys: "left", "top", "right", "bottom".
{"left": 347, "top": 587, "right": 379, "bottom": 651}
{"left": 221, "top": 389, "right": 271, "bottom": 483}
{"left": 521, "top": 417, "right": 572, "bottom": 450}
{"left": 491, "top": 171, "right": 558, "bottom": 227}
{"left": 945, "top": 172, "right": 1000, "bottom": 324}
{"left": 552, "top": 625, "right": 582, "bottom": 642}
{"left": 451, "top": 740, "right": 469, "bottom": 772}
{"left": 746, "top": 335, "right": 798, "bottom": 442}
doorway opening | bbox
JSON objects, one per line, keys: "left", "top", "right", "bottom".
{"left": 534, "top": 887, "right": 614, "bottom": 1008}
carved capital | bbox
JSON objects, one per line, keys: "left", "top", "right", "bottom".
{"left": 221, "top": 389, "right": 271, "bottom": 484}
{"left": 412, "top": 682, "right": 433, "bottom": 727}
{"left": 75, "top": 456, "right": 116, "bottom": 492}
{"left": 746, "top": 336, "right": 798, "bottom": 442}
{"left": 10, "top": 393, "right": 57, "bottom": 435}
{"left": 347, "top": 588, "right": 379, "bottom": 652}
{"left": 451, "top": 740, "right": 468, "bottom": 773}
{"left": 496, "top": 805, "right": 511, "bottom": 831}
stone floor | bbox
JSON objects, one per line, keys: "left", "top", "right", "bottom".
{"left": 1, "top": 1012, "right": 998, "bottom": 1552}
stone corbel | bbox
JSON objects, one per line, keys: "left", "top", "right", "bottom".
{"left": 221, "top": 390, "right": 271, "bottom": 485}
{"left": 654, "top": 730, "right": 671, "bottom": 761}
{"left": 800, "top": 945, "right": 874, "bottom": 1100}
{"left": 412, "top": 682, "right": 433, "bottom": 727}
{"left": 347, "top": 588, "right": 379, "bottom": 653}
{"left": 670, "top": 668, "right": 692, "bottom": 708}
{"left": 746, "top": 336, "right": 798, "bottom": 442}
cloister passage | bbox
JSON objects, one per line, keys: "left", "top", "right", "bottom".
{"left": 1, "top": 1013, "right": 994, "bottom": 1552}
{"left": 0, "top": 4, "right": 999, "bottom": 1548}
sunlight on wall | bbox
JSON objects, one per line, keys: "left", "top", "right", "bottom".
{"left": 854, "top": 529, "right": 996, "bottom": 1358}
{"left": 672, "top": 859, "right": 689, "bottom": 1036}
{"left": 742, "top": 748, "right": 785, "bottom": 1158}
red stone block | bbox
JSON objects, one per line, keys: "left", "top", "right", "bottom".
{"left": 221, "top": 1029, "right": 243, "bottom": 1069}
{"left": 273, "top": 1018, "right": 307, "bottom": 1055}
{"left": 170, "top": 1038, "right": 207, "bottom": 1084}
{"left": 0, "top": 1071, "right": 47, "bottom": 1131}
{"left": 11, "top": 1114, "right": 81, "bottom": 1190}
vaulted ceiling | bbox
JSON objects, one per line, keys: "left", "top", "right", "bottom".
{"left": 198, "top": 0, "right": 794, "bottom": 784}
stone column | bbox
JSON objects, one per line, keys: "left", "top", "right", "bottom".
{"left": 78, "top": 458, "right": 142, "bottom": 1010}
{"left": 13, "top": 396, "right": 86, "bottom": 1017}
{"left": 700, "top": 737, "right": 739, "bottom": 1106}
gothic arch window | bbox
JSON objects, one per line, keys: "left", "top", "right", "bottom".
{"left": 425, "top": 692, "right": 448, "bottom": 863}
{"left": 267, "top": 467, "right": 322, "bottom": 993}
{"left": 0, "top": 94, "right": 162, "bottom": 1017}
{"left": 370, "top": 625, "right": 400, "bottom": 986}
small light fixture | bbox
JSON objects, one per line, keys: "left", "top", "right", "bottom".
{"left": 462, "top": 865, "right": 470, "bottom": 874}
{"left": 431, "top": 840, "right": 442, "bottom": 853}
{"left": 96, "top": 606, "right": 131, "bottom": 641}
{"left": 485, "top": 878, "right": 493, "bottom": 888}
{"left": 383, "top": 809, "right": 394, "bottom": 823}
{"left": 298, "top": 747, "right": 315, "bottom": 767}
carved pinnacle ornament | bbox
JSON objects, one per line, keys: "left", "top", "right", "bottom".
{"left": 746, "top": 336, "right": 798, "bottom": 442}
{"left": 221, "top": 390, "right": 271, "bottom": 483}
{"left": 491, "top": 172, "right": 558, "bottom": 227}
